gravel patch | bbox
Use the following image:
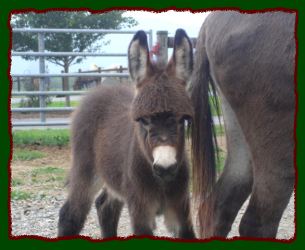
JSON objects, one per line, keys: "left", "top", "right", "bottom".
{"left": 11, "top": 193, "right": 295, "bottom": 240}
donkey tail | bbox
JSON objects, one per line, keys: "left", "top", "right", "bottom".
{"left": 189, "top": 28, "right": 217, "bottom": 238}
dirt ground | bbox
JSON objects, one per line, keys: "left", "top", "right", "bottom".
{"left": 10, "top": 139, "right": 295, "bottom": 240}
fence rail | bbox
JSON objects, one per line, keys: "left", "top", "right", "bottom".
{"left": 13, "top": 121, "right": 71, "bottom": 127}
{"left": 11, "top": 28, "right": 202, "bottom": 128}
{"left": 12, "top": 91, "right": 87, "bottom": 96}
{"left": 12, "top": 73, "right": 129, "bottom": 77}
{"left": 12, "top": 107, "right": 75, "bottom": 112}
{"left": 11, "top": 28, "right": 155, "bottom": 128}
{"left": 12, "top": 52, "right": 128, "bottom": 57}
{"left": 12, "top": 28, "right": 152, "bottom": 34}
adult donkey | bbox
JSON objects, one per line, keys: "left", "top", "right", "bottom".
{"left": 190, "top": 11, "right": 296, "bottom": 238}
{"left": 58, "top": 29, "right": 195, "bottom": 238}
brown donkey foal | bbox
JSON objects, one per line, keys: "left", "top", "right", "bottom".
{"left": 58, "top": 29, "right": 195, "bottom": 239}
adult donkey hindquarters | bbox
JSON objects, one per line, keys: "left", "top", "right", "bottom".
{"left": 58, "top": 29, "right": 195, "bottom": 239}
{"left": 190, "top": 11, "right": 296, "bottom": 239}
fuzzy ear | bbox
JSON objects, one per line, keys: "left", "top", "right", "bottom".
{"left": 128, "top": 30, "right": 151, "bottom": 84}
{"left": 168, "top": 29, "right": 193, "bottom": 83}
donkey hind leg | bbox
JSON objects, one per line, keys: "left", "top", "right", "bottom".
{"left": 58, "top": 163, "right": 102, "bottom": 237}
{"left": 239, "top": 177, "right": 294, "bottom": 238}
{"left": 212, "top": 91, "right": 253, "bottom": 237}
{"left": 164, "top": 197, "right": 196, "bottom": 239}
{"left": 95, "top": 189, "right": 124, "bottom": 238}
{"left": 239, "top": 146, "right": 295, "bottom": 238}
{"left": 239, "top": 118, "right": 295, "bottom": 238}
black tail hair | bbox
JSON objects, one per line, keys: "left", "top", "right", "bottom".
{"left": 189, "top": 34, "right": 219, "bottom": 238}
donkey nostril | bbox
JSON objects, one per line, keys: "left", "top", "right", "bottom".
{"left": 153, "top": 164, "right": 177, "bottom": 180}
{"left": 153, "top": 164, "right": 163, "bottom": 175}
{"left": 153, "top": 164, "right": 161, "bottom": 173}
{"left": 152, "top": 163, "right": 157, "bottom": 170}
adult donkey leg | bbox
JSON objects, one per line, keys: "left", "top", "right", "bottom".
{"left": 239, "top": 112, "right": 295, "bottom": 238}
{"left": 95, "top": 189, "right": 124, "bottom": 238}
{"left": 212, "top": 92, "right": 253, "bottom": 237}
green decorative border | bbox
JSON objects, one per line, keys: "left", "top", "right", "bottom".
{"left": 1, "top": 0, "right": 303, "bottom": 249}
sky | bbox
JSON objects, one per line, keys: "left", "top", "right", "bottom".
{"left": 10, "top": 11, "right": 210, "bottom": 74}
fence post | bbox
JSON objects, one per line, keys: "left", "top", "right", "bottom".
{"left": 148, "top": 29, "right": 153, "bottom": 50}
{"left": 38, "top": 33, "right": 46, "bottom": 123}
{"left": 156, "top": 31, "right": 168, "bottom": 67}
{"left": 17, "top": 77, "right": 21, "bottom": 91}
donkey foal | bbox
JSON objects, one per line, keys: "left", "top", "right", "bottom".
{"left": 58, "top": 29, "right": 195, "bottom": 239}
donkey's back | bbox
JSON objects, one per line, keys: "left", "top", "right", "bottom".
{"left": 72, "top": 84, "right": 134, "bottom": 135}
{"left": 70, "top": 84, "right": 135, "bottom": 185}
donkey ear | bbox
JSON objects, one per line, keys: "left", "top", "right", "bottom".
{"left": 128, "top": 30, "right": 151, "bottom": 84}
{"left": 168, "top": 29, "right": 193, "bottom": 83}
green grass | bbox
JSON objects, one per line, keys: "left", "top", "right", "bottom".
{"left": 11, "top": 190, "right": 33, "bottom": 200}
{"left": 11, "top": 166, "right": 67, "bottom": 200}
{"left": 13, "top": 129, "right": 70, "bottom": 146}
{"left": 11, "top": 100, "right": 80, "bottom": 108}
{"left": 31, "top": 166, "right": 65, "bottom": 176}
{"left": 11, "top": 178, "right": 24, "bottom": 187}
{"left": 30, "top": 166, "right": 66, "bottom": 184}
{"left": 45, "top": 100, "right": 79, "bottom": 107}
{"left": 13, "top": 149, "right": 45, "bottom": 161}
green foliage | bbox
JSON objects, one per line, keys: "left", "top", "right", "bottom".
{"left": 16, "top": 77, "right": 52, "bottom": 108}
{"left": 11, "top": 11, "right": 137, "bottom": 71}
{"left": 215, "top": 125, "right": 225, "bottom": 136}
{"left": 209, "top": 95, "right": 222, "bottom": 116}
{"left": 12, "top": 129, "right": 70, "bottom": 146}
{"left": 216, "top": 148, "right": 226, "bottom": 173}
{"left": 13, "top": 149, "right": 45, "bottom": 161}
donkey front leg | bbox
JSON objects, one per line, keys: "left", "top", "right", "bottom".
{"left": 127, "top": 197, "right": 156, "bottom": 236}
{"left": 164, "top": 196, "right": 196, "bottom": 239}
{"left": 95, "top": 189, "right": 124, "bottom": 238}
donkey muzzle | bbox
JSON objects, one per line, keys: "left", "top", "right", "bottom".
{"left": 153, "top": 163, "right": 178, "bottom": 181}
{"left": 152, "top": 145, "right": 178, "bottom": 181}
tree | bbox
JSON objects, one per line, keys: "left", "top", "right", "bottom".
{"left": 11, "top": 11, "right": 137, "bottom": 105}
